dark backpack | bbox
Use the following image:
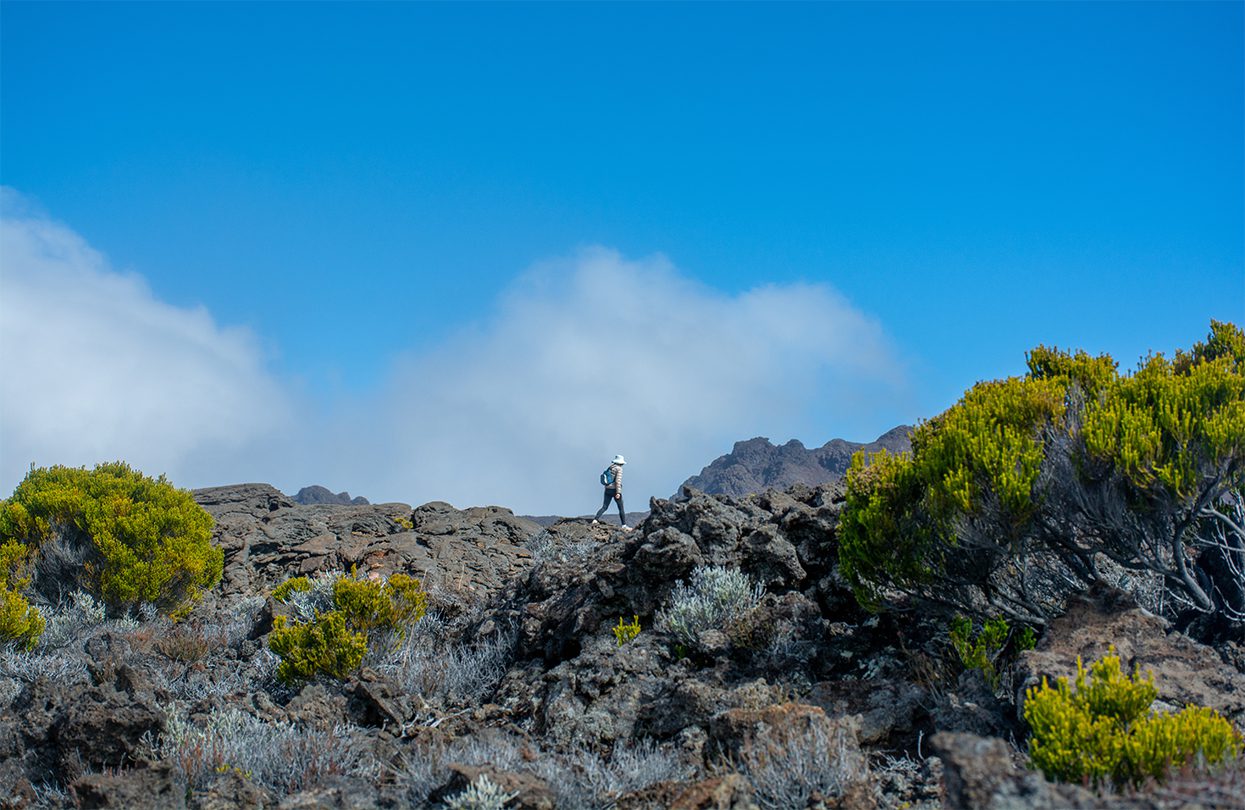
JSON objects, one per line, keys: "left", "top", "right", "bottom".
{"left": 600, "top": 466, "right": 615, "bottom": 486}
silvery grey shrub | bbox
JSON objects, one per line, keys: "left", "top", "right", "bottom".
{"left": 657, "top": 565, "right": 764, "bottom": 648}
{"left": 444, "top": 774, "right": 518, "bottom": 810}
{"left": 396, "top": 732, "right": 688, "bottom": 809}
{"left": 729, "top": 720, "right": 870, "bottom": 810}
{"left": 281, "top": 572, "right": 338, "bottom": 623}
{"left": 375, "top": 612, "right": 516, "bottom": 707}
{"left": 158, "top": 707, "right": 377, "bottom": 795}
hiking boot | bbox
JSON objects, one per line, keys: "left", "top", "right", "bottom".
{"left": 621, "top": 525, "right": 632, "bottom": 532}
{"left": 592, "top": 519, "right": 600, "bottom": 525}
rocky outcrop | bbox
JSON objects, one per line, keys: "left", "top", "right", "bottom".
{"left": 487, "top": 483, "right": 916, "bottom": 766}
{"left": 292, "top": 485, "right": 370, "bottom": 506}
{"left": 70, "top": 763, "right": 186, "bottom": 810}
{"left": 193, "top": 484, "right": 542, "bottom": 606}
{"left": 677, "top": 426, "right": 912, "bottom": 498}
{"left": 932, "top": 732, "right": 1110, "bottom": 810}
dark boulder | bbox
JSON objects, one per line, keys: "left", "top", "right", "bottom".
{"left": 70, "top": 763, "right": 186, "bottom": 810}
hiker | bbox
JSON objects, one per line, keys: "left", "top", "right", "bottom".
{"left": 593, "top": 454, "right": 630, "bottom": 530}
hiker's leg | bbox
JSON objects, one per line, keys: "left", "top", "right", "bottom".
{"left": 616, "top": 494, "right": 626, "bottom": 526}
{"left": 595, "top": 488, "right": 613, "bottom": 520}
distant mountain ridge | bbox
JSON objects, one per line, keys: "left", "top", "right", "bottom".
{"left": 291, "top": 485, "right": 370, "bottom": 506}
{"left": 677, "top": 425, "right": 912, "bottom": 498}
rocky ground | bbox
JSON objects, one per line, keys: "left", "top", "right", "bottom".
{"left": 2, "top": 482, "right": 1243, "bottom": 809}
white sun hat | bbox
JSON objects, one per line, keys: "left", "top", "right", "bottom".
{"left": 612, "top": 455, "right": 627, "bottom": 465}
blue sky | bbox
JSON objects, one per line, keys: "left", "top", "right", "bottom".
{"left": 1, "top": 1, "right": 1242, "bottom": 512}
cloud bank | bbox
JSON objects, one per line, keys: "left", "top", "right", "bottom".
{"left": 335, "top": 248, "right": 907, "bottom": 512}
{"left": 1, "top": 191, "right": 908, "bottom": 513}
{"left": 0, "top": 190, "right": 295, "bottom": 490}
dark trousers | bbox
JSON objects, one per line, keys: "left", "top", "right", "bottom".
{"left": 595, "top": 487, "right": 626, "bottom": 525}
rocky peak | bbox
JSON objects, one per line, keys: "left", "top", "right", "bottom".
{"left": 677, "top": 426, "right": 913, "bottom": 498}
{"left": 292, "top": 484, "right": 370, "bottom": 506}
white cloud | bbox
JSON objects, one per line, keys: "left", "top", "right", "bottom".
{"left": 0, "top": 193, "right": 908, "bottom": 514}
{"left": 335, "top": 247, "right": 908, "bottom": 513}
{"left": 0, "top": 189, "right": 295, "bottom": 491}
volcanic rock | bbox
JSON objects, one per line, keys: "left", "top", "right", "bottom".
{"left": 292, "top": 485, "right": 370, "bottom": 506}
{"left": 677, "top": 426, "right": 912, "bottom": 498}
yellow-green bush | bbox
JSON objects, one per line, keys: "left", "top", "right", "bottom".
{"left": 269, "top": 612, "right": 368, "bottom": 684}
{"left": 1024, "top": 649, "right": 1241, "bottom": 789}
{"left": 271, "top": 576, "right": 312, "bottom": 603}
{"left": 0, "top": 539, "right": 44, "bottom": 649}
{"left": 0, "top": 463, "right": 222, "bottom": 617}
{"left": 839, "top": 376, "right": 1065, "bottom": 611}
{"left": 332, "top": 571, "right": 426, "bottom": 638}
{"left": 949, "top": 615, "right": 1033, "bottom": 689}
{"left": 267, "top": 570, "right": 427, "bottom": 684}
{"left": 614, "top": 615, "right": 641, "bottom": 646}
{"left": 839, "top": 320, "right": 1245, "bottom": 628}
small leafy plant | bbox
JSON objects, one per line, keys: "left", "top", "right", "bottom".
{"left": 444, "top": 774, "right": 518, "bottom": 810}
{"left": 271, "top": 576, "right": 312, "bottom": 603}
{"left": 950, "top": 615, "right": 1036, "bottom": 689}
{"left": 268, "top": 570, "right": 428, "bottom": 685}
{"left": 1024, "top": 648, "right": 1241, "bottom": 789}
{"left": 614, "top": 615, "right": 641, "bottom": 647}
{"left": 0, "top": 540, "right": 43, "bottom": 649}
{"left": 657, "top": 565, "right": 763, "bottom": 651}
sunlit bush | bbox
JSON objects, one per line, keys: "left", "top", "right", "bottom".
{"left": 1024, "top": 648, "right": 1241, "bottom": 789}
{"left": 333, "top": 571, "right": 427, "bottom": 639}
{"left": 271, "top": 576, "right": 312, "bottom": 603}
{"left": 0, "top": 539, "right": 43, "bottom": 649}
{"left": 0, "top": 462, "right": 222, "bottom": 617}
{"left": 268, "top": 570, "right": 427, "bottom": 685}
{"left": 840, "top": 321, "right": 1245, "bottom": 632}
{"left": 269, "top": 611, "right": 368, "bottom": 684}
{"left": 0, "top": 588, "right": 44, "bottom": 651}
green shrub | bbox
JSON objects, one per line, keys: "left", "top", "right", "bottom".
{"left": 614, "top": 615, "right": 641, "bottom": 647}
{"left": 1, "top": 588, "right": 45, "bottom": 650}
{"left": 268, "top": 570, "right": 428, "bottom": 685}
{"left": 332, "top": 571, "right": 427, "bottom": 638}
{"left": 950, "top": 616, "right": 1008, "bottom": 688}
{"left": 0, "top": 462, "right": 222, "bottom": 617}
{"left": 269, "top": 612, "right": 368, "bottom": 684}
{"left": 1024, "top": 648, "right": 1241, "bottom": 789}
{"left": 0, "top": 539, "right": 44, "bottom": 649}
{"left": 949, "top": 615, "right": 1037, "bottom": 689}
{"left": 839, "top": 321, "right": 1245, "bottom": 630}
{"left": 271, "top": 576, "right": 312, "bottom": 603}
